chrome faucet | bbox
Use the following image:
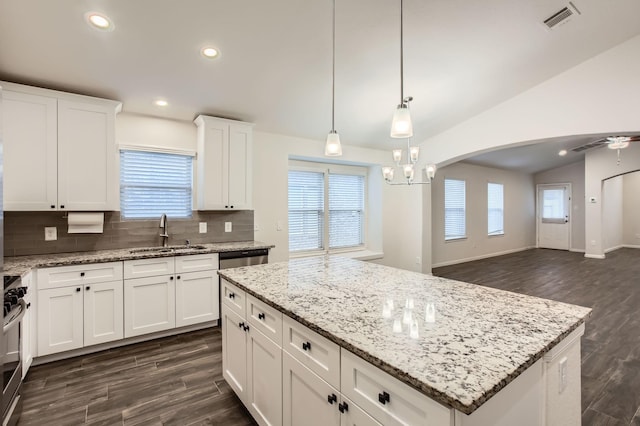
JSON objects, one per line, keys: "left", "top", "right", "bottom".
{"left": 159, "top": 214, "right": 169, "bottom": 247}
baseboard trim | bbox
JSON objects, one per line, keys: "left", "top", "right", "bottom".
{"left": 623, "top": 244, "right": 640, "bottom": 249}
{"left": 584, "top": 253, "right": 606, "bottom": 259}
{"left": 604, "top": 245, "right": 625, "bottom": 254}
{"left": 432, "top": 246, "right": 535, "bottom": 268}
{"left": 569, "top": 248, "right": 585, "bottom": 253}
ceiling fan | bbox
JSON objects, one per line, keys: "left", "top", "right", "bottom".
{"left": 597, "top": 135, "right": 640, "bottom": 165}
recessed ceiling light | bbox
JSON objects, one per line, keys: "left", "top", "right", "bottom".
{"left": 154, "top": 100, "right": 168, "bottom": 107}
{"left": 85, "top": 12, "right": 114, "bottom": 31}
{"left": 558, "top": 149, "right": 567, "bottom": 156}
{"left": 201, "top": 47, "right": 220, "bottom": 59}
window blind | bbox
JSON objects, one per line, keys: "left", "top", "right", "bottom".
{"left": 329, "top": 173, "right": 364, "bottom": 249}
{"left": 120, "top": 150, "right": 193, "bottom": 219}
{"left": 445, "top": 178, "right": 466, "bottom": 240}
{"left": 488, "top": 183, "right": 504, "bottom": 236}
{"left": 288, "top": 170, "right": 325, "bottom": 252}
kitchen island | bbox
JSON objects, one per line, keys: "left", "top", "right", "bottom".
{"left": 218, "top": 256, "right": 591, "bottom": 426}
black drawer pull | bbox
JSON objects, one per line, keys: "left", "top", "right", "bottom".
{"left": 338, "top": 402, "right": 349, "bottom": 413}
{"left": 170, "top": 276, "right": 174, "bottom": 280}
{"left": 86, "top": 286, "right": 90, "bottom": 291}
{"left": 302, "top": 341, "right": 311, "bottom": 351}
{"left": 243, "top": 324, "right": 250, "bottom": 332}
{"left": 177, "top": 275, "right": 181, "bottom": 280}
{"left": 238, "top": 321, "right": 245, "bottom": 329}
{"left": 50, "top": 205, "right": 55, "bottom": 209}
{"left": 76, "top": 287, "right": 81, "bottom": 292}
{"left": 229, "top": 292, "right": 235, "bottom": 299}
{"left": 378, "top": 391, "right": 390, "bottom": 405}
{"left": 80, "top": 272, "right": 85, "bottom": 277}
{"left": 258, "top": 312, "right": 265, "bottom": 320}
{"left": 327, "top": 393, "right": 337, "bottom": 404}
{"left": 60, "top": 205, "right": 65, "bottom": 209}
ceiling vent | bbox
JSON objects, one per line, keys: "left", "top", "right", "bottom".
{"left": 543, "top": 2, "right": 581, "bottom": 30}
{"left": 571, "top": 140, "right": 607, "bottom": 153}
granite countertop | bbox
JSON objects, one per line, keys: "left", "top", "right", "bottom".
{"left": 218, "top": 255, "right": 592, "bottom": 415}
{"left": 3, "top": 241, "right": 274, "bottom": 276}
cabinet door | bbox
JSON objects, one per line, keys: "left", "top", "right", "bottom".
{"left": 341, "top": 397, "right": 382, "bottom": 426}
{"left": 283, "top": 352, "right": 341, "bottom": 426}
{"left": 228, "top": 123, "right": 253, "bottom": 210}
{"left": 175, "top": 270, "right": 219, "bottom": 327}
{"left": 221, "top": 306, "right": 248, "bottom": 401}
{"left": 2, "top": 90, "right": 57, "bottom": 210}
{"left": 57, "top": 99, "right": 115, "bottom": 210}
{"left": 247, "top": 326, "right": 282, "bottom": 426}
{"left": 21, "top": 273, "right": 35, "bottom": 378}
{"left": 37, "top": 286, "right": 84, "bottom": 356}
{"left": 196, "top": 117, "right": 228, "bottom": 210}
{"left": 124, "top": 275, "right": 175, "bottom": 338}
{"left": 84, "top": 280, "right": 124, "bottom": 346}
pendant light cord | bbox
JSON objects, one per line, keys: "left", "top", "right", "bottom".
{"left": 400, "top": 0, "right": 404, "bottom": 104}
{"left": 331, "top": 0, "right": 336, "bottom": 132}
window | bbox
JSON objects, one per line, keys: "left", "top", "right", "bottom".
{"left": 444, "top": 178, "right": 466, "bottom": 240}
{"left": 288, "top": 164, "right": 366, "bottom": 253}
{"left": 120, "top": 149, "right": 193, "bottom": 219}
{"left": 541, "top": 188, "right": 566, "bottom": 223}
{"left": 488, "top": 183, "right": 504, "bottom": 236}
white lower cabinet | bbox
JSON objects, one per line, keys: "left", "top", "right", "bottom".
{"left": 176, "top": 270, "right": 219, "bottom": 327}
{"left": 124, "top": 275, "right": 175, "bottom": 338}
{"left": 222, "top": 307, "right": 249, "bottom": 397}
{"left": 83, "top": 280, "right": 124, "bottom": 346}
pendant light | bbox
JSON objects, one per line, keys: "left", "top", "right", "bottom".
{"left": 390, "top": 0, "right": 413, "bottom": 138}
{"left": 325, "top": 0, "right": 342, "bottom": 156}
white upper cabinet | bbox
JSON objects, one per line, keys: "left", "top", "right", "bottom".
{"left": 195, "top": 115, "right": 253, "bottom": 210}
{"left": 1, "top": 82, "right": 121, "bottom": 211}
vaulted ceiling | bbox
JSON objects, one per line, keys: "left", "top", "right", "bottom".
{"left": 1, "top": 0, "right": 640, "bottom": 151}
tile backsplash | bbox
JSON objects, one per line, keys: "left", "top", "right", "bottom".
{"left": 4, "top": 211, "right": 254, "bottom": 257}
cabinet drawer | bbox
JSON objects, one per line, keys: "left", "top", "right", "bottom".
{"left": 37, "top": 262, "right": 123, "bottom": 290}
{"left": 247, "top": 294, "right": 282, "bottom": 346}
{"left": 283, "top": 315, "right": 340, "bottom": 388}
{"left": 341, "top": 350, "right": 452, "bottom": 426}
{"left": 175, "top": 253, "right": 218, "bottom": 273}
{"left": 221, "top": 279, "right": 246, "bottom": 316}
{"left": 124, "top": 257, "right": 175, "bottom": 279}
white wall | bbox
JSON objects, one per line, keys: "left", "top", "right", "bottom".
{"left": 431, "top": 162, "right": 535, "bottom": 267}
{"left": 252, "top": 131, "right": 425, "bottom": 272}
{"left": 602, "top": 175, "right": 624, "bottom": 252}
{"left": 421, "top": 34, "right": 640, "bottom": 166}
{"left": 584, "top": 143, "right": 640, "bottom": 258}
{"left": 534, "top": 161, "right": 585, "bottom": 252}
{"left": 623, "top": 172, "right": 640, "bottom": 247}
{"left": 117, "top": 112, "right": 197, "bottom": 151}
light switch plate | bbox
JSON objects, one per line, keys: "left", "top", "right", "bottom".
{"left": 44, "top": 226, "right": 57, "bottom": 241}
{"left": 199, "top": 222, "right": 207, "bottom": 233}
{"left": 225, "top": 222, "right": 232, "bottom": 232}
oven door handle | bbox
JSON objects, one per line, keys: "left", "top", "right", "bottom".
{"left": 3, "top": 299, "right": 27, "bottom": 334}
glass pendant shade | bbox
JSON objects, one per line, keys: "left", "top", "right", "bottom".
{"left": 403, "top": 164, "right": 414, "bottom": 182}
{"left": 409, "top": 146, "right": 419, "bottom": 163}
{"left": 325, "top": 130, "right": 342, "bottom": 156}
{"left": 390, "top": 104, "right": 413, "bottom": 138}
{"left": 382, "top": 166, "right": 395, "bottom": 182}
{"left": 426, "top": 163, "right": 437, "bottom": 180}
{"left": 392, "top": 149, "right": 403, "bottom": 164}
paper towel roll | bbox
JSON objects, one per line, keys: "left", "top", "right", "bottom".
{"left": 68, "top": 212, "right": 104, "bottom": 234}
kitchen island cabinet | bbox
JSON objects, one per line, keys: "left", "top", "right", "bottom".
{"left": 218, "top": 256, "right": 591, "bottom": 426}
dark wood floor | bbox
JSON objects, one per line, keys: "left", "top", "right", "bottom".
{"left": 18, "top": 328, "right": 256, "bottom": 425}
{"left": 434, "top": 247, "right": 640, "bottom": 426}
{"left": 19, "top": 248, "right": 639, "bottom": 425}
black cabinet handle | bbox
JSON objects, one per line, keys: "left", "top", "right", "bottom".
{"left": 50, "top": 205, "right": 55, "bottom": 209}
{"left": 26, "top": 302, "right": 31, "bottom": 309}
{"left": 338, "top": 402, "right": 349, "bottom": 413}
{"left": 86, "top": 286, "right": 90, "bottom": 291}
{"left": 229, "top": 292, "right": 235, "bottom": 299}
{"left": 60, "top": 205, "right": 65, "bottom": 209}
{"left": 243, "top": 324, "right": 250, "bottom": 332}
{"left": 76, "top": 287, "right": 81, "bottom": 292}
{"left": 302, "top": 341, "right": 311, "bottom": 351}
{"left": 230, "top": 205, "right": 234, "bottom": 209}
{"left": 225, "top": 205, "right": 229, "bottom": 208}
{"left": 80, "top": 272, "right": 85, "bottom": 277}
{"left": 378, "top": 391, "right": 390, "bottom": 405}
{"left": 177, "top": 275, "right": 181, "bottom": 280}
{"left": 238, "top": 321, "right": 245, "bottom": 329}
{"left": 327, "top": 394, "right": 337, "bottom": 405}
{"left": 170, "top": 276, "right": 174, "bottom": 280}
{"left": 258, "top": 312, "right": 265, "bottom": 320}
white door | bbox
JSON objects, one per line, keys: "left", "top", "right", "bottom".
{"left": 175, "top": 270, "right": 219, "bottom": 327}
{"left": 37, "top": 286, "right": 84, "bottom": 356}
{"left": 84, "top": 280, "right": 124, "bottom": 346}
{"left": 222, "top": 306, "right": 248, "bottom": 401}
{"left": 537, "top": 184, "right": 571, "bottom": 250}
{"left": 248, "top": 326, "right": 282, "bottom": 426}
{"left": 124, "top": 275, "right": 175, "bottom": 338}
{"left": 283, "top": 352, "right": 341, "bottom": 426}
{"left": 2, "top": 90, "right": 58, "bottom": 211}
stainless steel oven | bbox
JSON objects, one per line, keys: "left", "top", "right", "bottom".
{"left": 2, "top": 275, "right": 26, "bottom": 426}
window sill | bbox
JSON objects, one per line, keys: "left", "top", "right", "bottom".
{"left": 289, "top": 249, "right": 384, "bottom": 262}
{"left": 445, "top": 237, "right": 467, "bottom": 243}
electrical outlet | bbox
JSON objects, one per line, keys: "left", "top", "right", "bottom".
{"left": 199, "top": 222, "right": 207, "bottom": 233}
{"left": 415, "top": 256, "right": 421, "bottom": 265}
{"left": 225, "top": 222, "right": 232, "bottom": 232}
{"left": 44, "top": 227, "right": 57, "bottom": 241}
{"left": 558, "top": 357, "right": 568, "bottom": 393}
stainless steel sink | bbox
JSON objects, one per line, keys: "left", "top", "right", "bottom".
{"left": 129, "top": 245, "right": 207, "bottom": 254}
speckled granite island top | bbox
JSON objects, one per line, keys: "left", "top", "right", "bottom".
{"left": 218, "top": 255, "right": 591, "bottom": 415}
{"left": 3, "top": 241, "right": 273, "bottom": 276}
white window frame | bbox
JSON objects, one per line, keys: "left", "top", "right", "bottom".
{"left": 444, "top": 178, "right": 466, "bottom": 241}
{"left": 119, "top": 146, "right": 195, "bottom": 220}
{"left": 288, "top": 160, "right": 367, "bottom": 256}
{"left": 487, "top": 182, "right": 505, "bottom": 237}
